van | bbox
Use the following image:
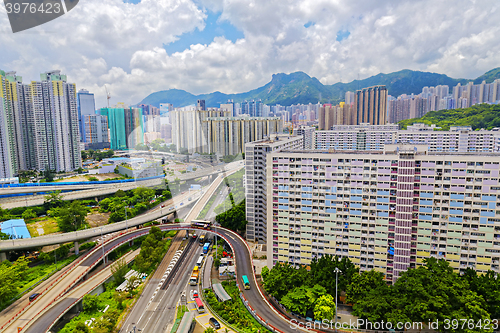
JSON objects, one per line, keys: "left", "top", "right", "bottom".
{"left": 29, "top": 293, "right": 40, "bottom": 302}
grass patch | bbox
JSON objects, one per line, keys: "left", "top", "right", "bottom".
{"left": 214, "top": 169, "right": 245, "bottom": 215}
{"left": 176, "top": 305, "right": 189, "bottom": 319}
{"left": 25, "top": 217, "right": 59, "bottom": 237}
{"left": 197, "top": 194, "right": 217, "bottom": 219}
{"left": 203, "top": 281, "right": 272, "bottom": 333}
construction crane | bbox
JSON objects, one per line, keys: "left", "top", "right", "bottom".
{"left": 104, "top": 85, "right": 111, "bottom": 107}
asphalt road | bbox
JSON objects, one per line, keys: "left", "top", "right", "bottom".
{"left": 121, "top": 235, "right": 203, "bottom": 333}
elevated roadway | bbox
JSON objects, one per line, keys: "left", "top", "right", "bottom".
{"left": 0, "top": 177, "right": 164, "bottom": 195}
{"left": 2, "top": 164, "right": 302, "bottom": 333}
{"left": 0, "top": 190, "right": 199, "bottom": 252}
{"left": 0, "top": 177, "right": 164, "bottom": 209}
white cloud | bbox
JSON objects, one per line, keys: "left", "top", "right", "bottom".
{"left": 1, "top": 0, "right": 500, "bottom": 106}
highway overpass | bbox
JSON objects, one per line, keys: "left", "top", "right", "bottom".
{"left": 0, "top": 189, "right": 198, "bottom": 252}
{"left": 0, "top": 177, "right": 166, "bottom": 209}
{"left": 0, "top": 165, "right": 242, "bottom": 251}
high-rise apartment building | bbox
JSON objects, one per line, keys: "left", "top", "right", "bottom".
{"left": 202, "top": 116, "right": 283, "bottom": 156}
{"left": 315, "top": 124, "right": 398, "bottom": 151}
{"left": 314, "top": 123, "right": 500, "bottom": 153}
{"left": 267, "top": 144, "right": 500, "bottom": 282}
{"left": 241, "top": 100, "right": 263, "bottom": 117}
{"left": 77, "top": 89, "right": 96, "bottom": 142}
{"left": 353, "top": 85, "right": 388, "bottom": 125}
{"left": 245, "top": 135, "right": 304, "bottom": 243}
{"left": 30, "top": 71, "right": 81, "bottom": 172}
{"left": 318, "top": 103, "right": 354, "bottom": 129}
{"left": 0, "top": 70, "right": 37, "bottom": 175}
{"left": 100, "top": 107, "right": 127, "bottom": 150}
{"left": 296, "top": 125, "right": 315, "bottom": 150}
{"left": 0, "top": 70, "right": 16, "bottom": 178}
{"left": 197, "top": 99, "right": 206, "bottom": 111}
{"left": 82, "top": 114, "right": 109, "bottom": 150}
{"left": 170, "top": 108, "right": 230, "bottom": 153}
{"left": 124, "top": 107, "right": 144, "bottom": 149}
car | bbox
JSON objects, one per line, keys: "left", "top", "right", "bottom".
{"left": 29, "top": 293, "right": 40, "bottom": 302}
{"left": 180, "top": 203, "right": 184, "bottom": 206}
{"left": 209, "top": 317, "right": 220, "bottom": 330}
{"left": 193, "top": 290, "right": 199, "bottom": 298}
{"left": 192, "top": 233, "right": 197, "bottom": 239}
{"left": 188, "top": 197, "right": 192, "bottom": 201}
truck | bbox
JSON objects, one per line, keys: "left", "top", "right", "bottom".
{"left": 203, "top": 242, "right": 210, "bottom": 254}
{"left": 189, "top": 266, "right": 199, "bottom": 286}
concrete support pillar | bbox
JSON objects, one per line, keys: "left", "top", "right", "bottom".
{"left": 129, "top": 240, "right": 134, "bottom": 247}
{"left": 104, "top": 255, "right": 108, "bottom": 265}
{"left": 74, "top": 241, "right": 79, "bottom": 255}
{"left": 0, "top": 252, "right": 7, "bottom": 262}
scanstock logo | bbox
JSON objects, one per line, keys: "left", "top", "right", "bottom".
{"left": 3, "top": 0, "right": 79, "bottom": 33}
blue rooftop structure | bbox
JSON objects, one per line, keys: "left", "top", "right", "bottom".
{"left": 0, "top": 219, "right": 31, "bottom": 239}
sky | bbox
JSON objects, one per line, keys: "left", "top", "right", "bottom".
{"left": 1, "top": 0, "right": 499, "bottom": 107}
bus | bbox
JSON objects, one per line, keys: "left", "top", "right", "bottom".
{"left": 203, "top": 243, "right": 210, "bottom": 254}
{"left": 241, "top": 275, "right": 250, "bottom": 290}
{"left": 189, "top": 266, "right": 199, "bottom": 286}
{"left": 194, "top": 297, "right": 205, "bottom": 313}
{"left": 191, "top": 220, "right": 211, "bottom": 229}
{"left": 198, "top": 234, "right": 206, "bottom": 245}
{"left": 196, "top": 255, "right": 204, "bottom": 267}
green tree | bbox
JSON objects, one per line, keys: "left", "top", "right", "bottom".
{"left": 44, "top": 190, "right": 63, "bottom": 209}
{"left": 43, "top": 167, "right": 55, "bottom": 182}
{"left": 462, "top": 269, "right": 500, "bottom": 318}
{"left": 0, "top": 256, "right": 29, "bottom": 306}
{"left": 81, "top": 150, "right": 88, "bottom": 160}
{"left": 390, "top": 258, "right": 492, "bottom": 333}
{"left": 314, "top": 294, "right": 336, "bottom": 321}
{"left": 111, "top": 258, "right": 128, "bottom": 286}
{"left": 114, "top": 291, "right": 127, "bottom": 310}
{"left": 309, "top": 255, "right": 359, "bottom": 295}
{"left": 135, "top": 143, "right": 149, "bottom": 151}
{"left": 204, "top": 327, "right": 216, "bottom": 333}
{"left": 346, "top": 270, "right": 387, "bottom": 305}
{"left": 115, "top": 189, "right": 126, "bottom": 197}
{"left": 281, "top": 285, "right": 311, "bottom": 316}
{"left": 215, "top": 200, "right": 247, "bottom": 233}
{"left": 133, "top": 187, "right": 155, "bottom": 202}
{"left": 74, "top": 322, "right": 89, "bottom": 333}
{"left": 21, "top": 208, "right": 37, "bottom": 220}
{"left": 83, "top": 294, "right": 99, "bottom": 313}
{"left": 55, "top": 201, "right": 90, "bottom": 232}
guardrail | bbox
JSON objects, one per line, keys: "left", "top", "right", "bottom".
{"left": 0, "top": 238, "right": 110, "bottom": 332}
{"left": 23, "top": 250, "right": 140, "bottom": 333}
{"left": 1, "top": 229, "right": 140, "bottom": 332}
{"left": 0, "top": 175, "right": 164, "bottom": 188}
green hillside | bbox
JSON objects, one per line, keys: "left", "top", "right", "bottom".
{"left": 399, "top": 104, "right": 500, "bottom": 131}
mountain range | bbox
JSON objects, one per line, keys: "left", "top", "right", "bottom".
{"left": 138, "top": 67, "right": 500, "bottom": 108}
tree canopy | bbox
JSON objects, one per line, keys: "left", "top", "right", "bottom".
{"left": 399, "top": 104, "right": 500, "bottom": 131}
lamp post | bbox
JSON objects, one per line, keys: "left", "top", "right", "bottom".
{"left": 334, "top": 267, "right": 341, "bottom": 331}
{"left": 125, "top": 206, "right": 128, "bottom": 232}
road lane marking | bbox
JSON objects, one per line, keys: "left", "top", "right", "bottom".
{"left": 196, "top": 313, "right": 210, "bottom": 318}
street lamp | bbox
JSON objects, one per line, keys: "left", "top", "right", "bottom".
{"left": 334, "top": 267, "right": 342, "bottom": 331}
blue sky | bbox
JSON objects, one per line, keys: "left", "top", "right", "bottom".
{"left": 163, "top": 11, "right": 244, "bottom": 54}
